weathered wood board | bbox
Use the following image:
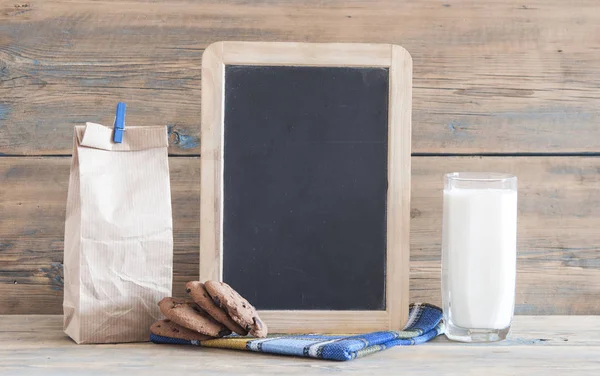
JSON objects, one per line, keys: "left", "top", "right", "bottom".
{"left": 0, "top": 157, "right": 200, "bottom": 313}
{"left": 1, "top": 315, "right": 599, "bottom": 375}
{"left": 1, "top": 0, "right": 600, "bottom": 154}
{"left": 410, "top": 157, "right": 600, "bottom": 314}
{"left": 2, "top": 157, "right": 599, "bottom": 314}
{"left": 1, "top": 0, "right": 599, "bottom": 317}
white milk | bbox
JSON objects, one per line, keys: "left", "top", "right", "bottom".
{"left": 442, "top": 188, "right": 517, "bottom": 329}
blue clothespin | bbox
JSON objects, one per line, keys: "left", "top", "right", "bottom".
{"left": 113, "top": 102, "right": 126, "bottom": 143}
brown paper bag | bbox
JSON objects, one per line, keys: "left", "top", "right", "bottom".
{"left": 63, "top": 122, "right": 173, "bottom": 344}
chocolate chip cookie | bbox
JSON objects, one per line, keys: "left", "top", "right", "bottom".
{"left": 186, "top": 281, "right": 248, "bottom": 336}
{"left": 150, "top": 319, "right": 215, "bottom": 341}
{"left": 158, "top": 297, "right": 231, "bottom": 337}
{"left": 204, "top": 281, "right": 268, "bottom": 338}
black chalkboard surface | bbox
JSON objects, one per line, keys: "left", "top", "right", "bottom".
{"left": 223, "top": 65, "right": 389, "bottom": 310}
{"left": 200, "top": 42, "right": 412, "bottom": 333}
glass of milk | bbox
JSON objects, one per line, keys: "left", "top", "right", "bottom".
{"left": 442, "top": 172, "right": 517, "bottom": 342}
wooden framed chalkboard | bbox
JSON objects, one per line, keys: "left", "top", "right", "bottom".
{"left": 200, "top": 42, "right": 412, "bottom": 333}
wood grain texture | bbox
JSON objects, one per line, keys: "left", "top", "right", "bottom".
{"left": 199, "top": 42, "right": 223, "bottom": 282}
{"left": 387, "top": 44, "right": 412, "bottom": 330}
{"left": 1, "top": 0, "right": 600, "bottom": 154}
{"left": 201, "top": 41, "right": 409, "bottom": 332}
{"left": 258, "top": 311, "right": 391, "bottom": 334}
{"left": 221, "top": 41, "right": 392, "bottom": 67}
{"left": 2, "top": 156, "right": 599, "bottom": 315}
{"left": 0, "top": 315, "right": 599, "bottom": 375}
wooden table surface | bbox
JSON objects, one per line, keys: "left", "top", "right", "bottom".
{"left": 1, "top": 315, "right": 599, "bottom": 375}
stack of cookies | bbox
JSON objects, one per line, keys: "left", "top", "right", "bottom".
{"left": 151, "top": 280, "right": 268, "bottom": 341}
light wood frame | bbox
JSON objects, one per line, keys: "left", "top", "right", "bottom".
{"left": 200, "top": 42, "right": 412, "bottom": 333}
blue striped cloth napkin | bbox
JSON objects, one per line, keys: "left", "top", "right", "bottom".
{"left": 150, "top": 303, "right": 443, "bottom": 361}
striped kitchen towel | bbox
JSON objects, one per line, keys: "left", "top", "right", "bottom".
{"left": 150, "top": 303, "right": 444, "bottom": 361}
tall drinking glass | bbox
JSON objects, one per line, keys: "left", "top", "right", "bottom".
{"left": 442, "top": 172, "right": 518, "bottom": 342}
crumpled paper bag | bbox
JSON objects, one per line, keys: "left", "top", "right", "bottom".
{"left": 63, "top": 122, "right": 173, "bottom": 344}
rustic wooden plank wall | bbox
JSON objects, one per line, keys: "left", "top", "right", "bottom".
{"left": 1, "top": 0, "right": 599, "bottom": 314}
